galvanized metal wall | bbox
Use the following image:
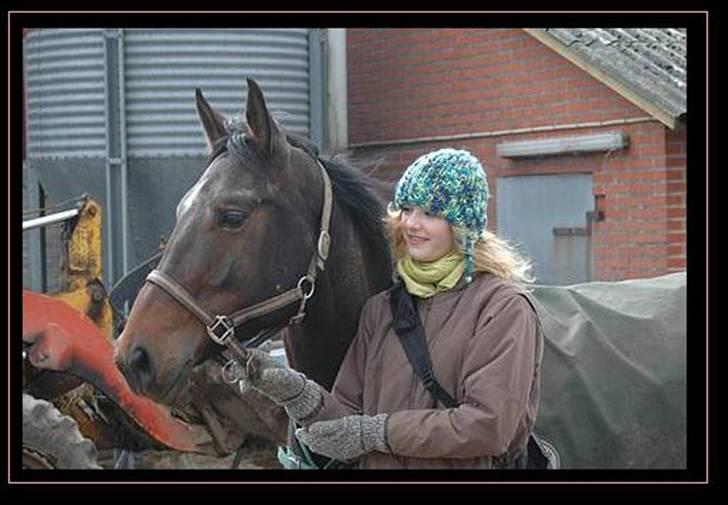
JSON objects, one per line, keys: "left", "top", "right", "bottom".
{"left": 25, "top": 28, "right": 312, "bottom": 160}
{"left": 23, "top": 28, "right": 320, "bottom": 290}
{"left": 124, "top": 29, "right": 311, "bottom": 158}
{"left": 23, "top": 29, "right": 106, "bottom": 291}
{"left": 22, "top": 163, "right": 65, "bottom": 293}
{"left": 24, "top": 29, "right": 107, "bottom": 159}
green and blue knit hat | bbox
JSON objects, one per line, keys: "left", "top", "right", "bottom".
{"left": 393, "top": 148, "right": 489, "bottom": 283}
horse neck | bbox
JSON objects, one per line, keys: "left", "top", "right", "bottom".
{"left": 287, "top": 186, "right": 392, "bottom": 390}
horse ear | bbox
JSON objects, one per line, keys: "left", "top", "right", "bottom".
{"left": 195, "top": 88, "right": 228, "bottom": 155}
{"left": 245, "top": 78, "right": 286, "bottom": 160}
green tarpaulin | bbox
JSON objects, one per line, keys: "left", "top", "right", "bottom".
{"left": 530, "top": 272, "right": 687, "bottom": 468}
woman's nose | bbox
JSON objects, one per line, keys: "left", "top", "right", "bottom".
{"left": 403, "top": 209, "right": 422, "bottom": 229}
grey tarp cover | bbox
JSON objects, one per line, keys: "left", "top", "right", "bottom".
{"left": 529, "top": 272, "right": 687, "bottom": 468}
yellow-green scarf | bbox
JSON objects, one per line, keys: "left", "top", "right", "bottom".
{"left": 396, "top": 250, "right": 465, "bottom": 298}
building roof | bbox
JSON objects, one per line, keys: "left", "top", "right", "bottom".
{"left": 524, "top": 28, "right": 686, "bottom": 129}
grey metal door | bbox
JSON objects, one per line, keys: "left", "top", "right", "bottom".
{"left": 496, "top": 173, "right": 594, "bottom": 285}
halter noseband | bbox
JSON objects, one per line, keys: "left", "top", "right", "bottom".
{"left": 144, "top": 150, "right": 333, "bottom": 365}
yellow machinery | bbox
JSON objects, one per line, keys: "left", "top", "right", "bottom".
{"left": 55, "top": 197, "right": 114, "bottom": 339}
{"left": 22, "top": 196, "right": 211, "bottom": 469}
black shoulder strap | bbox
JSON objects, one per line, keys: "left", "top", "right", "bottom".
{"left": 389, "top": 283, "right": 459, "bottom": 408}
{"left": 388, "top": 283, "right": 552, "bottom": 469}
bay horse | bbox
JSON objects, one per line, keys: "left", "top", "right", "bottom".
{"left": 114, "top": 78, "right": 393, "bottom": 452}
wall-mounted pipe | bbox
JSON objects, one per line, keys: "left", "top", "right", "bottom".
{"left": 23, "top": 208, "right": 79, "bottom": 231}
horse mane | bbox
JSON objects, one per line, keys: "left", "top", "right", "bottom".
{"left": 319, "top": 156, "right": 391, "bottom": 259}
{"left": 289, "top": 133, "right": 392, "bottom": 267}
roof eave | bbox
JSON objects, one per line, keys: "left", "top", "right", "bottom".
{"left": 523, "top": 28, "right": 678, "bottom": 130}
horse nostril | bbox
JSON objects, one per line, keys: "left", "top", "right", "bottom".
{"left": 127, "top": 345, "right": 154, "bottom": 394}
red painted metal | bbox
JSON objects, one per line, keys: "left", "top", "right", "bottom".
{"left": 22, "top": 290, "right": 212, "bottom": 452}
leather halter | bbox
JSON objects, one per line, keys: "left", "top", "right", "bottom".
{"left": 145, "top": 153, "right": 333, "bottom": 363}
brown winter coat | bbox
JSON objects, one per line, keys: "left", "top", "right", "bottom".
{"left": 300, "top": 271, "right": 544, "bottom": 469}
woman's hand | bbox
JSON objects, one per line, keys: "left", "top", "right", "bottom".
{"left": 239, "top": 348, "right": 305, "bottom": 402}
{"left": 237, "top": 348, "right": 324, "bottom": 422}
{"left": 295, "top": 414, "right": 390, "bottom": 461}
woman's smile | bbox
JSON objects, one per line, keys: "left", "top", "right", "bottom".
{"left": 405, "top": 234, "right": 429, "bottom": 246}
{"left": 401, "top": 207, "right": 454, "bottom": 262}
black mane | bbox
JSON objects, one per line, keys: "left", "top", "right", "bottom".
{"left": 287, "top": 132, "right": 391, "bottom": 264}
{"left": 319, "top": 156, "right": 390, "bottom": 258}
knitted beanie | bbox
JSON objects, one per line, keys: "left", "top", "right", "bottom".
{"left": 393, "top": 148, "right": 489, "bottom": 283}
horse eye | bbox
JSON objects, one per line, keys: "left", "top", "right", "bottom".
{"left": 217, "top": 210, "right": 247, "bottom": 229}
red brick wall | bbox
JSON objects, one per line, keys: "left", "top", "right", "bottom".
{"left": 591, "top": 123, "right": 668, "bottom": 280}
{"left": 665, "top": 125, "right": 688, "bottom": 272}
{"left": 347, "top": 28, "right": 687, "bottom": 281}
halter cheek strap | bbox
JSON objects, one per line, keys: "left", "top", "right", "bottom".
{"left": 144, "top": 156, "right": 333, "bottom": 361}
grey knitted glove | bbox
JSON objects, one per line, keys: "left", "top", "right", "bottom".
{"left": 238, "top": 348, "right": 324, "bottom": 422}
{"left": 295, "top": 414, "right": 391, "bottom": 461}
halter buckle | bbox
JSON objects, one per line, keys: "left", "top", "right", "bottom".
{"left": 317, "top": 230, "right": 331, "bottom": 262}
{"left": 207, "top": 315, "right": 235, "bottom": 345}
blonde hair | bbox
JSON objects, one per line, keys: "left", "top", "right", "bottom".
{"left": 384, "top": 208, "right": 535, "bottom": 286}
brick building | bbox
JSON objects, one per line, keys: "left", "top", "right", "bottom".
{"left": 346, "top": 28, "right": 687, "bottom": 283}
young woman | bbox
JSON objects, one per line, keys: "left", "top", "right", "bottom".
{"left": 239, "top": 148, "right": 543, "bottom": 469}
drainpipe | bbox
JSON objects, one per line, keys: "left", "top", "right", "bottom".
{"left": 103, "top": 29, "right": 129, "bottom": 286}
{"left": 325, "top": 29, "right": 348, "bottom": 154}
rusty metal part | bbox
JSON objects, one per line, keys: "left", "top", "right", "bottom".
{"left": 23, "top": 197, "right": 215, "bottom": 456}
{"left": 23, "top": 290, "right": 213, "bottom": 453}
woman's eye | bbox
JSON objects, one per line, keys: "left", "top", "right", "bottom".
{"left": 218, "top": 210, "right": 247, "bottom": 229}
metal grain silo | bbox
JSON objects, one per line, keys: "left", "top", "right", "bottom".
{"left": 24, "top": 28, "right": 325, "bottom": 289}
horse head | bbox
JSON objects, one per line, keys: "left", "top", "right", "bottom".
{"left": 115, "top": 78, "right": 392, "bottom": 408}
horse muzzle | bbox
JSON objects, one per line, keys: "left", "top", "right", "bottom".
{"left": 115, "top": 343, "right": 155, "bottom": 397}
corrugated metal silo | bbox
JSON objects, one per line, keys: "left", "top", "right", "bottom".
{"left": 23, "top": 28, "right": 323, "bottom": 290}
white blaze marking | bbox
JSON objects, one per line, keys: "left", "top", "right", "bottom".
{"left": 176, "top": 167, "right": 213, "bottom": 219}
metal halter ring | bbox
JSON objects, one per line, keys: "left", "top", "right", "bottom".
{"left": 221, "top": 359, "right": 243, "bottom": 384}
{"left": 297, "top": 276, "right": 316, "bottom": 300}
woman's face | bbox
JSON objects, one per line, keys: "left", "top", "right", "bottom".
{"left": 400, "top": 206, "right": 455, "bottom": 262}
